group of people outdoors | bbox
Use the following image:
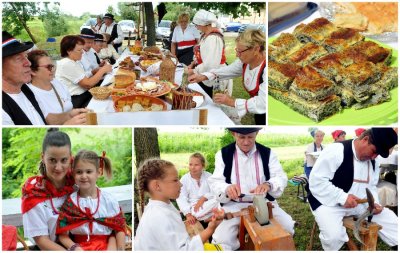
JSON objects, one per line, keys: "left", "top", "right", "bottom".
{"left": 2, "top": 8, "right": 265, "bottom": 125}
{"left": 21, "top": 129, "right": 127, "bottom": 250}
{"left": 2, "top": 12, "right": 123, "bottom": 125}
{"left": 135, "top": 127, "right": 398, "bottom": 251}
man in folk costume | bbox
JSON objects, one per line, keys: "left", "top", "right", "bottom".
{"left": 208, "top": 128, "right": 295, "bottom": 250}
{"left": 308, "top": 128, "right": 398, "bottom": 251}
{"left": 188, "top": 29, "right": 266, "bottom": 125}
{"left": 99, "top": 13, "right": 124, "bottom": 52}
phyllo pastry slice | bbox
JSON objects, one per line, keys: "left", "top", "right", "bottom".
{"left": 293, "top": 18, "right": 337, "bottom": 43}
{"left": 269, "top": 88, "right": 341, "bottom": 122}
{"left": 268, "top": 61, "right": 300, "bottom": 91}
{"left": 339, "top": 61, "right": 381, "bottom": 102}
{"left": 322, "top": 28, "right": 365, "bottom": 53}
{"left": 311, "top": 53, "right": 346, "bottom": 81}
{"left": 290, "top": 66, "right": 336, "bottom": 101}
{"left": 343, "top": 41, "right": 392, "bottom": 65}
{"left": 287, "top": 42, "right": 328, "bottom": 66}
{"left": 269, "top": 33, "right": 303, "bottom": 62}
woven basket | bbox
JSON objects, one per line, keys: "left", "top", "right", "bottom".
{"left": 89, "top": 87, "right": 111, "bottom": 100}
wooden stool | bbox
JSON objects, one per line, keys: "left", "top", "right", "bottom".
{"left": 307, "top": 217, "right": 382, "bottom": 251}
{"left": 239, "top": 203, "right": 296, "bottom": 250}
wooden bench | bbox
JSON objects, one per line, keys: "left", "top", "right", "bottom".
{"left": 307, "top": 216, "right": 382, "bottom": 251}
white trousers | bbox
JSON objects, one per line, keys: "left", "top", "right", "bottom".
{"left": 191, "top": 198, "right": 220, "bottom": 221}
{"left": 313, "top": 204, "right": 398, "bottom": 251}
{"left": 212, "top": 200, "right": 295, "bottom": 251}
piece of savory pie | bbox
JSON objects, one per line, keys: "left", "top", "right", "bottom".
{"left": 293, "top": 18, "right": 337, "bottom": 43}
{"left": 322, "top": 28, "right": 365, "bottom": 52}
{"left": 287, "top": 42, "right": 328, "bottom": 66}
{"left": 268, "top": 61, "right": 300, "bottom": 91}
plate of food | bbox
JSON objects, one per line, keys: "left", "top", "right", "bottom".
{"left": 319, "top": 2, "right": 398, "bottom": 42}
{"left": 139, "top": 59, "right": 162, "bottom": 69}
{"left": 114, "top": 94, "right": 167, "bottom": 112}
{"left": 126, "top": 76, "right": 171, "bottom": 97}
{"left": 268, "top": 17, "right": 398, "bottom": 126}
{"left": 119, "top": 56, "right": 135, "bottom": 70}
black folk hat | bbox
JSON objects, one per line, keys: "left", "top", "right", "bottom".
{"left": 80, "top": 28, "right": 96, "bottom": 39}
{"left": 2, "top": 31, "right": 34, "bottom": 58}
{"left": 103, "top": 13, "right": 114, "bottom": 20}
{"left": 370, "top": 128, "right": 398, "bottom": 158}
{"left": 94, "top": 33, "right": 104, "bottom": 42}
{"left": 227, "top": 128, "right": 263, "bottom": 135}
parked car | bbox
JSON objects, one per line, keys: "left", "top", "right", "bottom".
{"left": 225, "top": 22, "right": 242, "bottom": 32}
{"left": 80, "top": 18, "right": 97, "bottom": 32}
{"left": 156, "top": 20, "right": 172, "bottom": 41}
{"left": 239, "top": 24, "right": 261, "bottom": 33}
{"left": 118, "top": 20, "right": 137, "bottom": 39}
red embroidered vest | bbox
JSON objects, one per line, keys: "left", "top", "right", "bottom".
{"left": 242, "top": 60, "right": 266, "bottom": 97}
{"left": 194, "top": 29, "right": 226, "bottom": 65}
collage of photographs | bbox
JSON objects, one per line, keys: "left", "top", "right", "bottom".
{"left": 1, "top": 0, "right": 398, "bottom": 252}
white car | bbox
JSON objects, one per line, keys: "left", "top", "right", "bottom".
{"left": 156, "top": 20, "right": 172, "bottom": 40}
{"left": 118, "top": 20, "right": 137, "bottom": 39}
{"left": 80, "top": 18, "right": 97, "bottom": 32}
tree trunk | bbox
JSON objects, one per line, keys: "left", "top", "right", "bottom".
{"left": 10, "top": 3, "right": 37, "bottom": 44}
{"left": 133, "top": 128, "right": 159, "bottom": 233}
{"left": 144, "top": 2, "right": 156, "bottom": 46}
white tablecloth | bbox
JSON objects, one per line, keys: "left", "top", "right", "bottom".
{"left": 87, "top": 49, "right": 234, "bottom": 125}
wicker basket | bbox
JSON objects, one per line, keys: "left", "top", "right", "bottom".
{"left": 171, "top": 88, "right": 197, "bottom": 110}
{"left": 89, "top": 87, "right": 111, "bottom": 100}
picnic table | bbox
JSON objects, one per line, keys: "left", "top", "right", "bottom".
{"left": 86, "top": 49, "right": 235, "bottom": 125}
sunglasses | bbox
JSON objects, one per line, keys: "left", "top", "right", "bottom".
{"left": 38, "top": 64, "right": 55, "bottom": 71}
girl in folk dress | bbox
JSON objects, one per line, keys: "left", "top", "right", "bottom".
{"left": 56, "top": 150, "right": 126, "bottom": 251}
{"left": 135, "top": 158, "right": 224, "bottom": 250}
{"left": 177, "top": 153, "right": 220, "bottom": 225}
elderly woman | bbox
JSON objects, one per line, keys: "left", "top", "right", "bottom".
{"left": 22, "top": 129, "right": 75, "bottom": 250}
{"left": 189, "top": 29, "right": 266, "bottom": 125}
{"left": 55, "top": 35, "right": 112, "bottom": 108}
{"left": 188, "top": 9, "right": 229, "bottom": 98}
{"left": 27, "top": 50, "right": 73, "bottom": 113}
{"left": 304, "top": 129, "right": 325, "bottom": 178}
{"left": 99, "top": 33, "right": 120, "bottom": 65}
{"left": 171, "top": 13, "right": 200, "bottom": 65}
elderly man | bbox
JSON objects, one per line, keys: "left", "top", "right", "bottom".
{"left": 92, "top": 34, "right": 106, "bottom": 64}
{"left": 79, "top": 28, "right": 104, "bottom": 77}
{"left": 208, "top": 128, "right": 295, "bottom": 250}
{"left": 308, "top": 128, "right": 398, "bottom": 251}
{"left": 99, "top": 13, "right": 123, "bottom": 52}
{"left": 2, "top": 31, "right": 87, "bottom": 125}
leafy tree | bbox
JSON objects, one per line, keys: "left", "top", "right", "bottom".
{"left": 106, "top": 5, "right": 116, "bottom": 16}
{"left": 2, "top": 2, "right": 41, "bottom": 43}
{"left": 118, "top": 2, "right": 138, "bottom": 21}
{"left": 162, "top": 3, "right": 195, "bottom": 21}
{"left": 41, "top": 4, "right": 69, "bottom": 37}
{"left": 183, "top": 2, "right": 265, "bottom": 19}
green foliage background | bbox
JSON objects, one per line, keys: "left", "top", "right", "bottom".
{"left": 2, "top": 128, "right": 132, "bottom": 199}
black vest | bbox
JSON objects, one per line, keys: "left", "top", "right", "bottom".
{"left": 221, "top": 142, "right": 275, "bottom": 201}
{"left": 307, "top": 140, "right": 375, "bottom": 210}
{"left": 110, "top": 24, "right": 121, "bottom": 45}
{"left": 2, "top": 84, "right": 47, "bottom": 125}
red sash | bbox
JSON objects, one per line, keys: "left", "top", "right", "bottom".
{"left": 177, "top": 40, "right": 197, "bottom": 48}
{"left": 241, "top": 60, "right": 266, "bottom": 97}
{"left": 21, "top": 173, "right": 75, "bottom": 214}
{"left": 56, "top": 195, "right": 126, "bottom": 235}
{"left": 194, "top": 29, "right": 226, "bottom": 65}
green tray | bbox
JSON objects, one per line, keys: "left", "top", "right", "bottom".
{"left": 268, "top": 37, "right": 398, "bottom": 125}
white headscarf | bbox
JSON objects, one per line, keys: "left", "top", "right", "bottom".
{"left": 193, "top": 9, "right": 218, "bottom": 27}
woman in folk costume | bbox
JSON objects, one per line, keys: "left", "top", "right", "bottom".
{"left": 171, "top": 13, "right": 201, "bottom": 66}
{"left": 21, "top": 128, "right": 76, "bottom": 250}
{"left": 304, "top": 129, "right": 325, "bottom": 178}
{"left": 56, "top": 150, "right": 126, "bottom": 251}
{"left": 188, "top": 9, "right": 231, "bottom": 98}
{"left": 189, "top": 29, "right": 266, "bottom": 125}
{"left": 176, "top": 153, "right": 220, "bottom": 225}
{"left": 135, "top": 158, "right": 225, "bottom": 250}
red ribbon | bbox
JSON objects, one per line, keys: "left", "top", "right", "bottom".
{"left": 99, "top": 151, "right": 106, "bottom": 170}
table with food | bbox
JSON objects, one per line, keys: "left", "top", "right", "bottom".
{"left": 268, "top": 2, "right": 398, "bottom": 125}
{"left": 86, "top": 45, "right": 235, "bottom": 125}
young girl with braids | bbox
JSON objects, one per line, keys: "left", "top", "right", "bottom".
{"left": 176, "top": 153, "right": 219, "bottom": 225}
{"left": 135, "top": 158, "right": 225, "bottom": 250}
{"left": 56, "top": 150, "right": 126, "bottom": 251}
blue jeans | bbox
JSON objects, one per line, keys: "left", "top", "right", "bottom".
{"left": 304, "top": 165, "right": 313, "bottom": 179}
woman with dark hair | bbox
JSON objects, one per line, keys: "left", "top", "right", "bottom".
{"left": 55, "top": 35, "right": 112, "bottom": 108}
{"left": 21, "top": 129, "right": 75, "bottom": 250}
{"left": 27, "top": 50, "right": 85, "bottom": 125}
